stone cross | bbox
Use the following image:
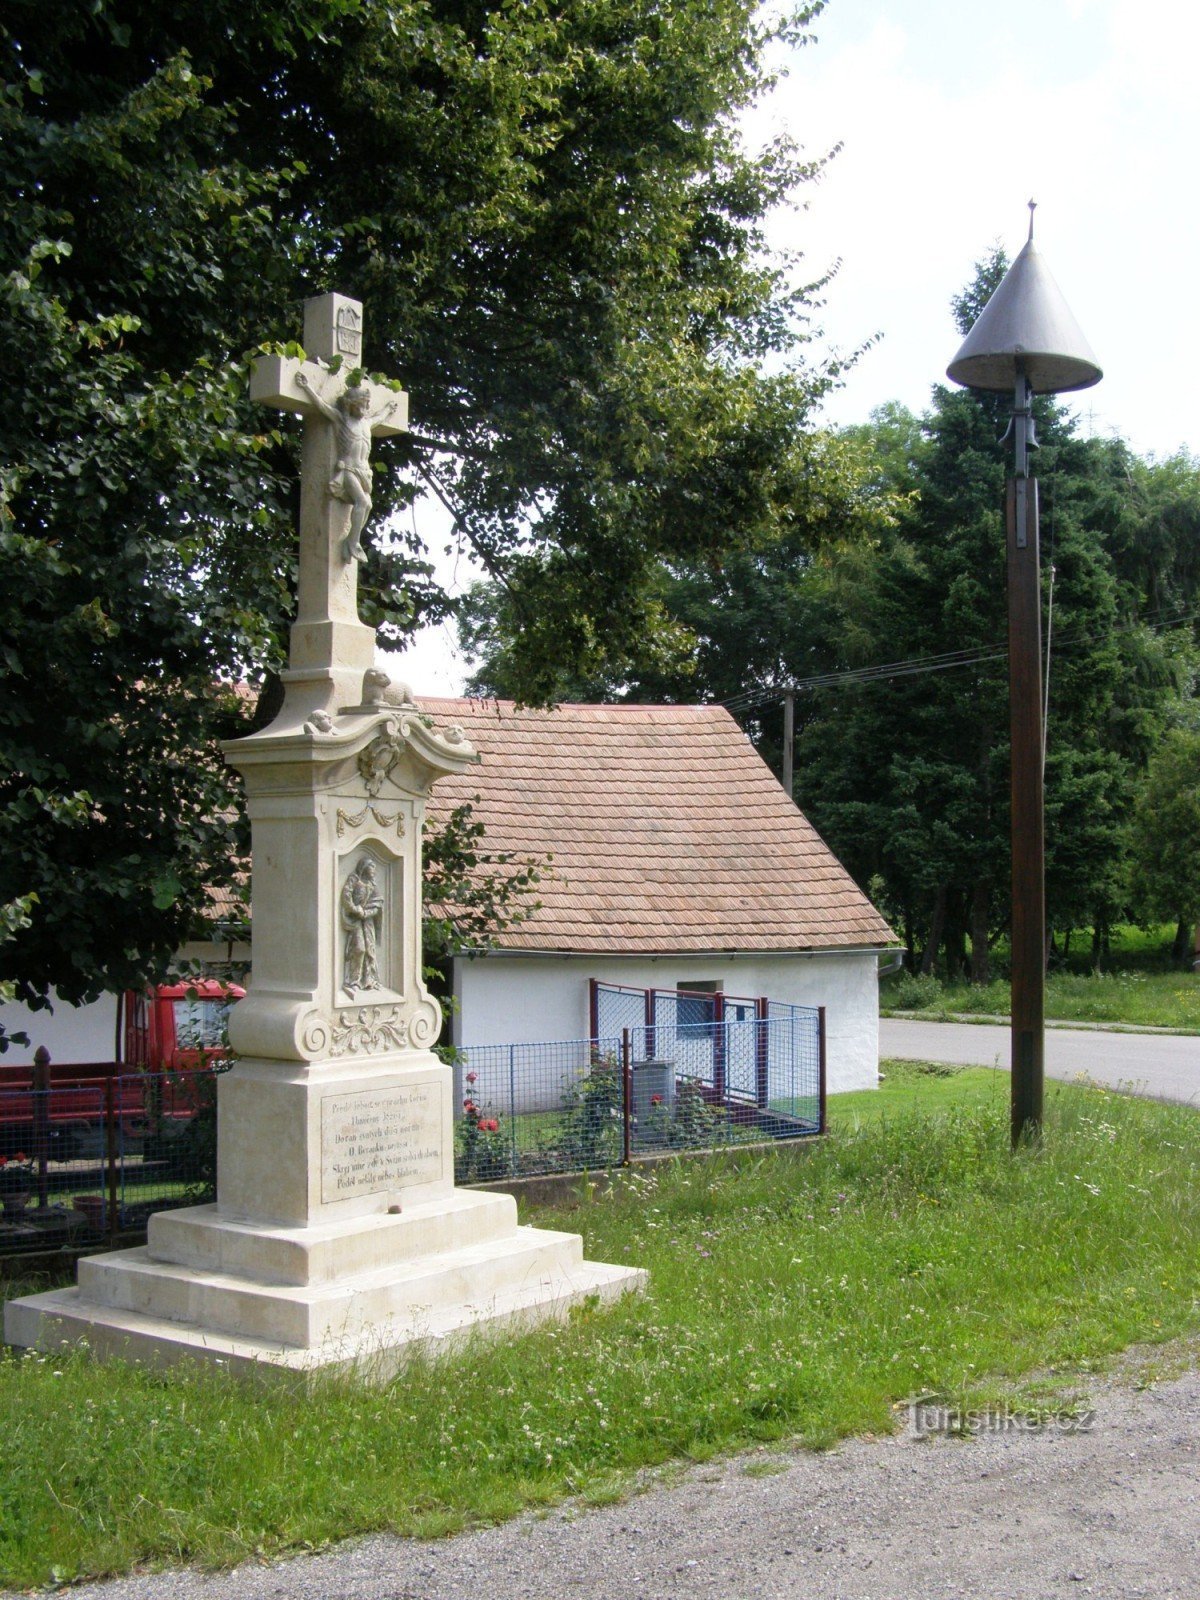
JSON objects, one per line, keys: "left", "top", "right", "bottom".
{"left": 250, "top": 294, "right": 408, "bottom": 723}
{"left": 2, "top": 290, "right": 646, "bottom": 1381}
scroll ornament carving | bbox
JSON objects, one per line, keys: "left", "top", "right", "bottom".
{"left": 298, "top": 999, "right": 440, "bottom": 1059}
{"left": 407, "top": 998, "right": 441, "bottom": 1049}
{"left": 328, "top": 1005, "right": 410, "bottom": 1057}
{"left": 299, "top": 1012, "right": 331, "bottom": 1057}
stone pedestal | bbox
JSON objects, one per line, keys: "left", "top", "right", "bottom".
{"left": 4, "top": 293, "right": 644, "bottom": 1377}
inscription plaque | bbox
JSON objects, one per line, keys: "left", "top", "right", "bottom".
{"left": 321, "top": 1083, "right": 442, "bottom": 1201}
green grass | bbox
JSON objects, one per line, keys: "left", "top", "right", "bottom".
{"left": 883, "top": 969, "right": 1200, "bottom": 1030}
{"left": 832, "top": 1058, "right": 1008, "bottom": 1127}
{"left": 3, "top": 1068, "right": 1199, "bottom": 1587}
{"left": 881, "top": 921, "right": 1200, "bottom": 1030}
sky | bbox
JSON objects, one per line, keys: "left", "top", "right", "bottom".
{"left": 394, "top": 0, "right": 1199, "bottom": 697}
{"left": 766, "top": 0, "right": 1199, "bottom": 455}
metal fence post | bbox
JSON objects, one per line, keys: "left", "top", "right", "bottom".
{"left": 621, "top": 1028, "right": 632, "bottom": 1165}
{"left": 713, "top": 991, "right": 726, "bottom": 1104}
{"left": 508, "top": 1045, "right": 518, "bottom": 1174}
{"left": 754, "top": 998, "right": 769, "bottom": 1110}
{"left": 105, "top": 1072, "right": 120, "bottom": 1241}
{"left": 33, "top": 1045, "right": 51, "bottom": 1209}
{"left": 817, "top": 1006, "right": 827, "bottom": 1134}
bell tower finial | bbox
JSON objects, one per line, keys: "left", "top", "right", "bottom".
{"left": 1027, "top": 198, "right": 1037, "bottom": 242}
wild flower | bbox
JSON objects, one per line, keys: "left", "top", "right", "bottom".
{"left": 456, "top": 1098, "right": 509, "bottom": 1182}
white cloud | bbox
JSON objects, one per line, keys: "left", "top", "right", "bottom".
{"left": 758, "top": 0, "right": 1198, "bottom": 455}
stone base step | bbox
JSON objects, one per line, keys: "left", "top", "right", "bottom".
{"left": 76, "top": 1225, "right": 587, "bottom": 1346}
{"left": 4, "top": 1259, "right": 647, "bottom": 1383}
{"left": 148, "top": 1189, "right": 520, "bottom": 1286}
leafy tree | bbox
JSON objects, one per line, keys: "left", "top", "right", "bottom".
{"left": 422, "top": 800, "right": 544, "bottom": 967}
{"left": 2, "top": 0, "right": 843, "bottom": 1014}
{"left": 461, "top": 424, "right": 902, "bottom": 721}
{"left": 0, "top": 896, "right": 36, "bottom": 1052}
{"left": 1128, "top": 727, "right": 1200, "bottom": 961}
{"left": 462, "top": 251, "right": 1200, "bottom": 978}
{"left": 793, "top": 259, "right": 1196, "bottom": 977}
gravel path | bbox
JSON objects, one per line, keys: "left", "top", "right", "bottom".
{"left": 37, "top": 1361, "right": 1200, "bottom": 1600}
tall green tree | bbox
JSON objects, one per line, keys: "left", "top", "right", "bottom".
{"left": 2, "top": 0, "right": 843, "bottom": 1019}
{"left": 462, "top": 252, "right": 1200, "bottom": 976}
{"left": 1128, "top": 727, "right": 1200, "bottom": 961}
{"left": 460, "top": 425, "right": 898, "bottom": 720}
{"left": 795, "top": 260, "right": 1195, "bottom": 976}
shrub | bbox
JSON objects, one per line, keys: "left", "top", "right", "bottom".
{"left": 884, "top": 972, "right": 945, "bottom": 1011}
{"left": 553, "top": 1052, "right": 623, "bottom": 1170}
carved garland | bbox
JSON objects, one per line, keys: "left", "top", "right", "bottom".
{"left": 299, "top": 998, "right": 441, "bottom": 1059}
{"left": 335, "top": 804, "right": 405, "bottom": 837}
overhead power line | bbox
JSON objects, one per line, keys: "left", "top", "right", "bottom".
{"left": 722, "top": 602, "right": 1200, "bottom": 716}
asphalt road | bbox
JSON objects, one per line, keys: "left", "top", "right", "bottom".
{"left": 880, "top": 1017, "right": 1199, "bottom": 1105}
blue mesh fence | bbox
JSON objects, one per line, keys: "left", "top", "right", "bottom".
{"left": 2, "top": 1012, "right": 822, "bottom": 1257}
{"left": 0, "top": 1066, "right": 220, "bottom": 1254}
{"left": 455, "top": 1013, "right": 822, "bottom": 1184}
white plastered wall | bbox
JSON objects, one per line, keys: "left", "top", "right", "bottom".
{"left": 0, "top": 940, "right": 250, "bottom": 1071}
{"left": 0, "top": 991, "right": 118, "bottom": 1069}
{"left": 450, "top": 949, "right": 882, "bottom": 1114}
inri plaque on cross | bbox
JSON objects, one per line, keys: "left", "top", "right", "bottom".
{"left": 250, "top": 294, "right": 409, "bottom": 720}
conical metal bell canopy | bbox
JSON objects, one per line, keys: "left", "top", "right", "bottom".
{"left": 947, "top": 215, "right": 1102, "bottom": 395}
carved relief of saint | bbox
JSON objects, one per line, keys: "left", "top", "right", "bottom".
{"left": 341, "top": 857, "right": 384, "bottom": 994}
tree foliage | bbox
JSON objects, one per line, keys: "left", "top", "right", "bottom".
{"left": 790, "top": 260, "right": 1199, "bottom": 975}
{"left": 1, "top": 0, "right": 841, "bottom": 1010}
{"left": 1128, "top": 727, "right": 1200, "bottom": 936}
{"left": 461, "top": 251, "right": 1200, "bottom": 976}
{"left": 422, "top": 801, "right": 543, "bottom": 965}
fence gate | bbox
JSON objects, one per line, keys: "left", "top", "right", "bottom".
{"left": 592, "top": 980, "right": 823, "bottom": 1126}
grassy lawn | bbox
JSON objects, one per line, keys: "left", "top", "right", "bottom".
{"left": 2, "top": 1063, "right": 1199, "bottom": 1587}
{"left": 831, "top": 1057, "right": 1009, "bottom": 1126}
{"left": 882, "top": 968, "right": 1200, "bottom": 1031}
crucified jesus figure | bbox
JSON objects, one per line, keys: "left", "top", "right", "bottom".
{"left": 295, "top": 371, "right": 403, "bottom": 564}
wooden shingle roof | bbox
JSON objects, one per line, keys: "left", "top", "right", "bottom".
{"left": 422, "top": 698, "right": 895, "bottom": 956}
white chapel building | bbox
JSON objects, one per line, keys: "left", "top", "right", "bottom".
{"left": 423, "top": 698, "right": 896, "bottom": 1095}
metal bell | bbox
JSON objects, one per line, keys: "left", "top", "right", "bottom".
{"left": 947, "top": 207, "right": 1102, "bottom": 396}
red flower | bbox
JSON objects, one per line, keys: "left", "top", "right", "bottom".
{"left": 463, "top": 1099, "right": 476, "bottom": 1113}
{"left": 465, "top": 1071, "right": 478, "bottom": 1084}
{"left": 650, "top": 1094, "right": 663, "bottom": 1106}
{"left": 483, "top": 1119, "right": 499, "bottom": 1133}
{"left": 15, "top": 1152, "right": 26, "bottom": 1163}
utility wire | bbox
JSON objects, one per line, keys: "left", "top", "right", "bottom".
{"left": 722, "top": 602, "right": 1200, "bottom": 716}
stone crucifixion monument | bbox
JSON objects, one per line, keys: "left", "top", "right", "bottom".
{"left": 6, "top": 294, "right": 644, "bottom": 1376}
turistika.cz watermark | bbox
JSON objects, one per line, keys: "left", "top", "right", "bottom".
{"left": 910, "top": 1399, "right": 1094, "bottom": 1438}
